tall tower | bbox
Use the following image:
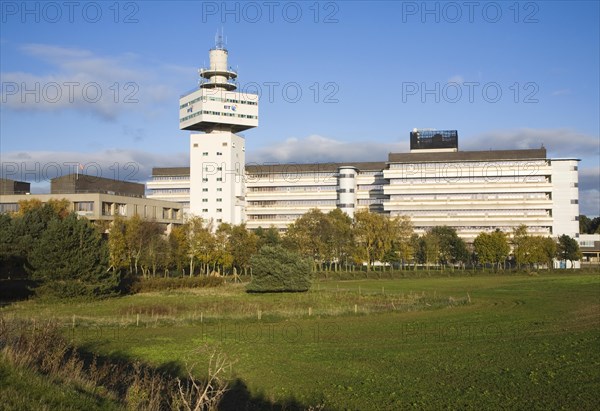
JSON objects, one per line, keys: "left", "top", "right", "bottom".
{"left": 179, "top": 33, "right": 258, "bottom": 225}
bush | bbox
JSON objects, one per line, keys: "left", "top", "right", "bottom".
{"left": 247, "top": 245, "right": 311, "bottom": 293}
{"left": 129, "top": 276, "right": 224, "bottom": 293}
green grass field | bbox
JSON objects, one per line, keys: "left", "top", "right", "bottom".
{"left": 1, "top": 272, "right": 599, "bottom": 410}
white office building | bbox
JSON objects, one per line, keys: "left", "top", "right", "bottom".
{"left": 147, "top": 40, "right": 580, "bottom": 241}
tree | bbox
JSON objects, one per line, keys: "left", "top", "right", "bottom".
{"left": 284, "top": 209, "right": 331, "bottom": 270}
{"left": 429, "top": 226, "right": 469, "bottom": 268}
{"left": 512, "top": 225, "right": 531, "bottom": 269}
{"left": 169, "top": 224, "right": 190, "bottom": 275}
{"left": 539, "top": 236, "right": 557, "bottom": 269}
{"left": 327, "top": 209, "right": 354, "bottom": 271}
{"left": 228, "top": 224, "right": 258, "bottom": 276}
{"left": 255, "top": 226, "right": 281, "bottom": 249}
{"left": 591, "top": 217, "right": 600, "bottom": 234}
{"left": 417, "top": 232, "right": 440, "bottom": 269}
{"left": 391, "top": 216, "right": 415, "bottom": 269}
{"left": 141, "top": 234, "right": 171, "bottom": 277}
{"left": 107, "top": 215, "right": 162, "bottom": 277}
{"left": 353, "top": 209, "right": 389, "bottom": 271}
{"left": 213, "top": 223, "right": 233, "bottom": 275}
{"left": 108, "top": 216, "right": 128, "bottom": 272}
{"left": 473, "top": 230, "right": 510, "bottom": 270}
{"left": 579, "top": 214, "right": 592, "bottom": 234}
{"left": 28, "top": 213, "right": 117, "bottom": 298}
{"left": 187, "top": 216, "right": 215, "bottom": 276}
{"left": 247, "top": 245, "right": 311, "bottom": 292}
{"left": 557, "top": 234, "right": 581, "bottom": 268}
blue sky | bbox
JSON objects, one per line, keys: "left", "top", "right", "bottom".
{"left": 1, "top": 1, "right": 599, "bottom": 215}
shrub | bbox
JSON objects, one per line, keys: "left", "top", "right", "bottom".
{"left": 129, "top": 276, "right": 224, "bottom": 293}
{"left": 247, "top": 245, "right": 312, "bottom": 293}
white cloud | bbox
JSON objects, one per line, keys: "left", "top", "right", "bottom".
{"left": 448, "top": 74, "right": 464, "bottom": 84}
{"left": 1, "top": 43, "right": 180, "bottom": 120}
{"left": 0, "top": 149, "right": 188, "bottom": 184}
{"left": 248, "top": 134, "right": 408, "bottom": 164}
{"left": 462, "top": 128, "right": 599, "bottom": 159}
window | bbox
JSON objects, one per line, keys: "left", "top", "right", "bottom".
{"left": 74, "top": 202, "right": 94, "bottom": 212}
{"left": 571, "top": 199, "right": 578, "bottom": 204}
{"left": 222, "top": 142, "right": 228, "bottom": 147}
{"left": 202, "top": 199, "right": 208, "bottom": 202}
{"left": 202, "top": 178, "right": 208, "bottom": 182}
{"left": 193, "top": 143, "right": 198, "bottom": 148}
{"left": 216, "top": 198, "right": 222, "bottom": 202}
{"left": 216, "top": 208, "right": 222, "bottom": 213}
{"left": 202, "top": 152, "right": 209, "bottom": 156}
{"left": 216, "top": 177, "right": 223, "bottom": 182}
{"left": 216, "top": 152, "right": 223, "bottom": 156}
{"left": 202, "top": 188, "right": 208, "bottom": 192}
{"left": 202, "top": 208, "right": 208, "bottom": 212}
{"left": 116, "top": 203, "right": 127, "bottom": 216}
{"left": 217, "top": 188, "right": 222, "bottom": 192}
{"left": 217, "top": 167, "right": 222, "bottom": 171}
{"left": 216, "top": 218, "right": 222, "bottom": 223}
{"left": 0, "top": 203, "right": 19, "bottom": 213}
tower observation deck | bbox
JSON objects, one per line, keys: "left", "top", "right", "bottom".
{"left": 179, "top": 33, "right": 258, "bottom": 133}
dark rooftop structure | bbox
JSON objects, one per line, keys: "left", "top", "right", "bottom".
{"left": 0, "top": 179, "right": 30, "bottom": 195}
{"left": 410, "top": 129, "right": 458, "bottom": 151}
{"left": 51, "top": 174, "right": 145, "bottom": 198}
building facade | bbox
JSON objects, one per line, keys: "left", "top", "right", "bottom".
{"left": 159, "top": 39, "right": 581, "bottom": 241}
{"left": 147, "top": 140, "right": 580, "bottom": 241}
{"left": 1, "top": 174, "right": 183, "bottom": 228}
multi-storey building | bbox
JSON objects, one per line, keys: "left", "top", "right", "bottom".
{"left": 151, "top": 38, "right": 580, "bottom": 241}
{"left": 1, "top": 174, "right": 183, "bottom": 228}
{"left": 178, "top": 33, "right": 258, "bottom": 225}
{"left": 147, "top": 137, "right": 580, "bottom": 240}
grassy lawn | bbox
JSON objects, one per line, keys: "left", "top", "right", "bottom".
{"left": 1, "top": 272, "right": 599, "bottom": 409}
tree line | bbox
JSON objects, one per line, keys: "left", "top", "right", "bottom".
{"left": 0, "top": 200, "right": 583, "bottom": 298}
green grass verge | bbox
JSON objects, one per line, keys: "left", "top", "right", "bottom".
{"left": 1, "top": 272, "right": 599, "bottom": 409}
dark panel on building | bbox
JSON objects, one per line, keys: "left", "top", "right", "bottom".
{"left": 51, "top": 174, "right": 144, "bottom": 197}
{"left": 152, "top": 167, "right": 191, "bottom": 176}
{"left": 410, "top": 130, "right": 459, "bottom": 151}
{"left": 0, "top": 179, "right": 30, "bottom": 195}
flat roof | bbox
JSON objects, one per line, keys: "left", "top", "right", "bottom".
{"left": 388, "top": 148, "right": 548, "bottom": 163}
{"left": 153, "top": 162, "right": 388, "bottom": 176}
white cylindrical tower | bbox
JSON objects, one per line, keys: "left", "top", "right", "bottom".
{"left": 337, "top": 166, "right": 357, "bottom": 217}
{"left": 199, "top": 33, "right": 237, "bottom": 91}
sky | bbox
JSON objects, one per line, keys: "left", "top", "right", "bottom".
{"left": 1, "top": 1, "right": 599, "bottom": 216}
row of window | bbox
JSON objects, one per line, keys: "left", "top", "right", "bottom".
{"left": 180, "top": 95, "right": 258, "bottom": 109}
{"left": 180, "top": 110, "right": 258, "bottom": 123}
{"left": 389, "top": 176, "right": 549, "bottom": 184}
{"left": 389, "top": 193, "right": 551, "bottom": 201}
{"left": 398, "top": 209, "right": 551, "bottom": 217}
{"left": 408, "top": 225, "right": 553, "bottom": 234}
{"left": 388, "top": 160, "right": 549, "bottom": 170}
{"left": 151, "top": 189, "right": 191, "bottom": 194}
{"left": 248, "top": 185, "right": 337, "bottom": 192}
{"left": 151, "top": 176, "right": 189, "bottom": 181}
{"left": 201, "top": 208, "right": 223, "bottom": 213}
{"left": 247, "top": 214, "right": 303, "bottom": 220}
{"left": 247, "top": 200, "right": 337, "bottom": 207}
